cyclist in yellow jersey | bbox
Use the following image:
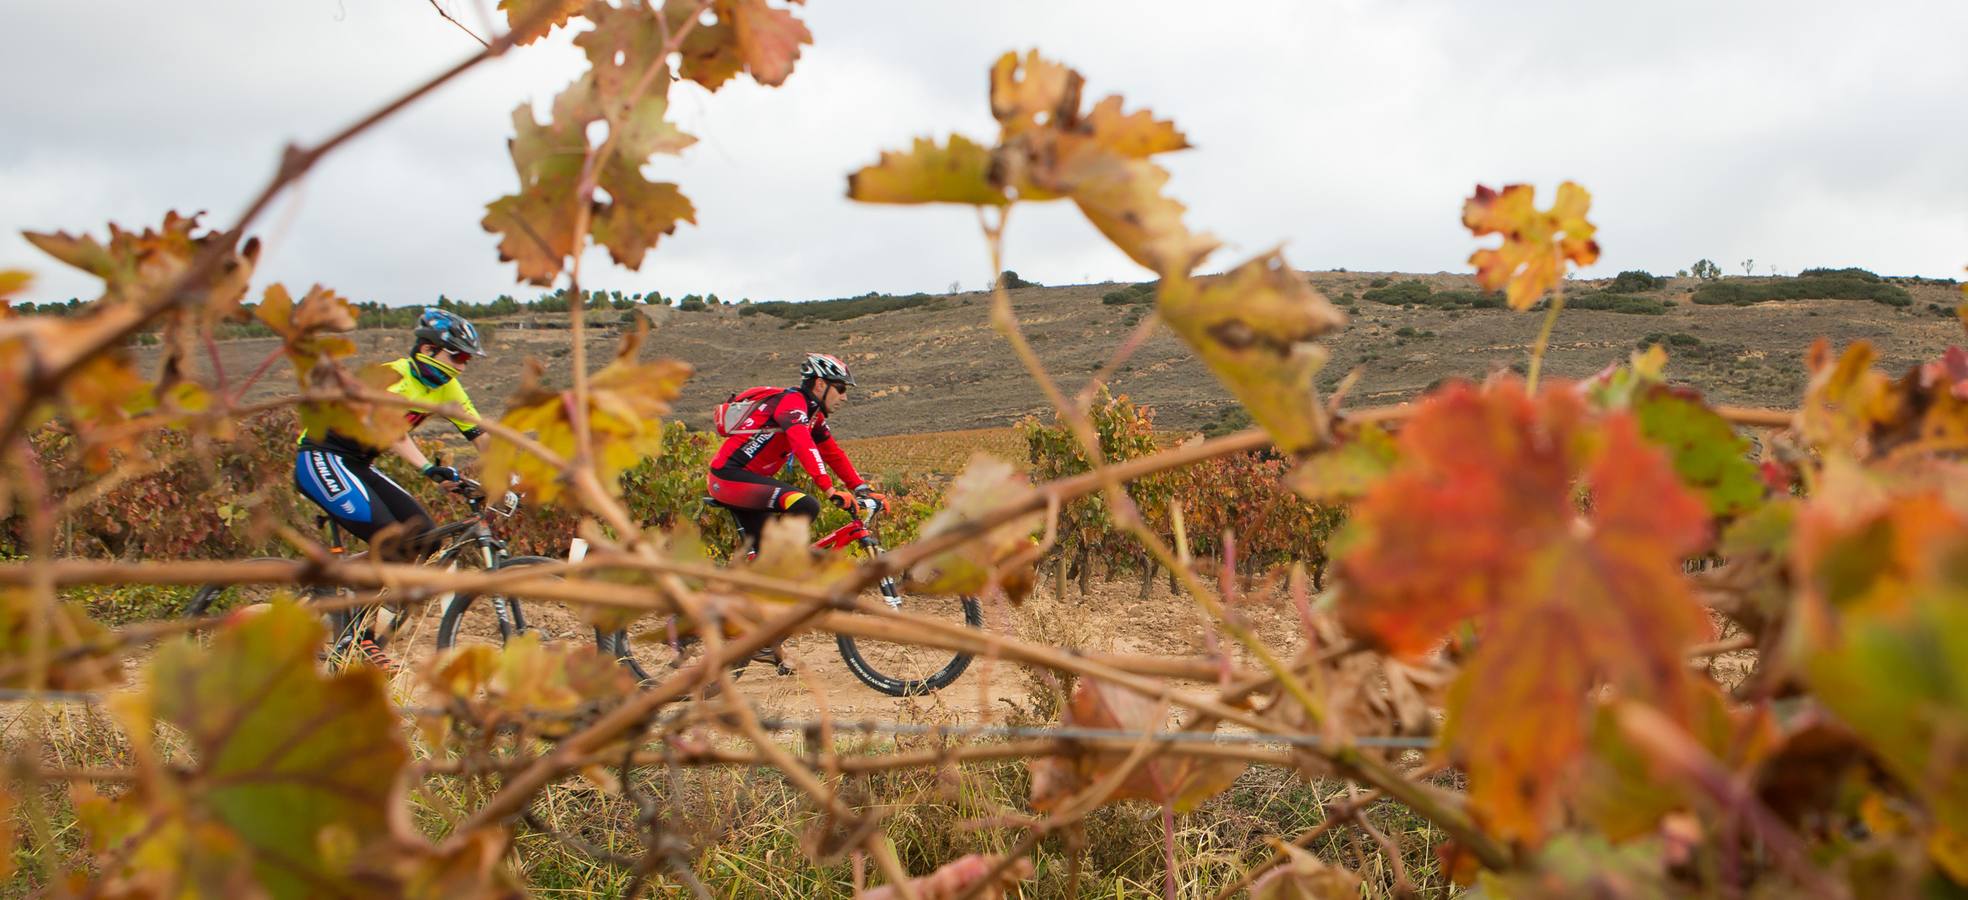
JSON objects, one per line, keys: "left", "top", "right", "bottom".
{"left": 294, "top": 308, "right": 488, "bottom": 566}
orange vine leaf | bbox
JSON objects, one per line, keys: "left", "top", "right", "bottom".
{"left": 1336, "top": 380, "right": 1715, "bottom": 843}
{"left": 496, "top": 0, "right": 585, "bottom": 45}
{"left": 1462, "top": 182, "right": 1600, "bottom": 310}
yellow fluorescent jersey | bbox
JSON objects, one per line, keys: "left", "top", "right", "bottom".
{"left": 299, "top": 354, "right": 484, "bottom": 458}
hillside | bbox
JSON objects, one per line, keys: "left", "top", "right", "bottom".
{"left": 134, "top": 271, "right": 1966, "bottom": 438}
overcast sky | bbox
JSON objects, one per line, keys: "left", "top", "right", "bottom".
{"left": 4, "top": 0, "right": 1965, "bottom": 307}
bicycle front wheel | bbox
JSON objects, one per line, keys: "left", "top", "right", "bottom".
{"left": 836, "top": 582, "right": 983, "bottom": 697}
{"left": 434, "top": 554, "right": 588, "bottom": 655}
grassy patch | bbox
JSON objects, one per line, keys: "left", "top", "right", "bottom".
{"left": 742, "top": 292, "right": 944, "bottom": 323}
{"left": 1361, "top": 280, "right": 1504, "bottom": 310}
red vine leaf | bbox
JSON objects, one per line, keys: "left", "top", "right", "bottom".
{"left": 1336, "top": 380, "right": 1714, "bottom": 842}
{"left": 1462, "top": 182, "right": 1600, "bottom": 310}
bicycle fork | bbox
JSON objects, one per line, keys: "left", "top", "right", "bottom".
{"left": 863, "top": 539, "right": 905, "bottom": 612}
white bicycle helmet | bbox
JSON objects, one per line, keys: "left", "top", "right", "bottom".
{"left": 799, "top": 352, "right": 855, "bottom": 386}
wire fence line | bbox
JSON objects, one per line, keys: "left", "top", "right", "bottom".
{"left": 0, "top": 687, "right": 1439, "bottom": 751}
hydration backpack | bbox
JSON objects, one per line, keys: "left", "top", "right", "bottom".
{"left": 713, "top": 386, "right": 788, "bottom": 437}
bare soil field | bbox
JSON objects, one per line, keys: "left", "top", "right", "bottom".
{"left": 131, "top": 272, "right": 1967, "bottom": 441}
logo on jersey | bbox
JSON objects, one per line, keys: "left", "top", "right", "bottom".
{"left": 340, "top": 499, "right": 357, "bottom": 515}
{"left": 309, "top": 453, "right": 349, "bottom": 497}
{"left": 787, "top": 407, "right": 809, "bottom": 425}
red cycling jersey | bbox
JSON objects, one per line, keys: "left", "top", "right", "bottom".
{"left": 708, "top": 387, "right": 863, "bottom": 492}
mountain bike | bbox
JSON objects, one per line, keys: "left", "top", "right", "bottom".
{"left": 183, "top": 478, "right": 584, "bottom": 669}
{"left": 605, "top": 495, "right": 983, "bottom": 696}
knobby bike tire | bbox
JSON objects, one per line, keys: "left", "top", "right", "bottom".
{"left": 836, "top": 596, "right": 984, "bottom": 697}
{"left": 434, "top": 554, "right": 558, "bottom": 652}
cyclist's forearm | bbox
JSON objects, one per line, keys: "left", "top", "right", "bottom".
{"left": 392, "top": 435, "right": 433, "bottom": 471}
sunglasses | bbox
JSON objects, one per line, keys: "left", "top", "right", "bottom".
{"left": 447, "top": 350, "right": 473, "bottom": 364}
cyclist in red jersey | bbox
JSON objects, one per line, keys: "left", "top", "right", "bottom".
{"left": 707, "top": 352, "right": 888, "bottom": 549}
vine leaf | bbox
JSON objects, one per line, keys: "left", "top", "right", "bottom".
{"left": 1801, "top": 339, "right": 1968, "bottom": 458}
{"left": 1630, "top": 388, "right": 1766, "bottom": 518}
{"left": 724, "top": 0, "right": 811, "bottom": 87}
{"left": 863, "top": 854, "right": 1035, "bottom": 900}
{"left": 255, "top": 283, "right": 357, "bottom": 374}
{"left": 496, "top": 0, "right": 585, "bottom": 44}
{"left": 846, "top": 136, "right": 1008, "bottom": 206}
{"left": 1336, "top": 380, "right": 1714, "bottom": 843}
{"left": 1157, "top": 252, "right": 1346, "bottom": 454}
{"left": 421, "top": 634, "right": 632, "bottom": 740}
{"left": 482, "top": 321, "right": 691, "bottom": 505}
{"left": 1250, "top": 842, "right": 1362, "bottom": 900}
{"left": 1289, "top": 421, "right": 1399, "bottom": 502}
{"left": 590, "top": 156, "right": 697, "bottom": 270}
{"left": 1789, "top": 473, "right": 1968, "bottom": 839}
{"left": 85, "top": 602, "right": 410, "bottom": 898}
{"left": 1462, "top": 182, "right": 1600, "bottom": 310}
{"left": 908, "top": 454, "right": 1044, "bottom": 599}
{"left": 483, "top": 4, "right": 700, "bottom": 285}
{"left": 848, "top": 50, "right": 1216, "bottom": 274}
{"left": 0, "top": 269, "right": 29, "bottom": 300}
{"left": 1028, "top": 677, "right": 1246, "bottom": 814}
{"left": 0, "top": 589, "right": 122, "bottom": 690}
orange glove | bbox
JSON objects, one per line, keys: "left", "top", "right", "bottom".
{"left": 855, "top": 487, "right": 891, "bottom": 514}
{"left": 826, "top": 487, "right": 855, "bottom": 511}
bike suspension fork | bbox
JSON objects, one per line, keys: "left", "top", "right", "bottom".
{"left": 863, "top": 539, "right": 904, "bottom": 611}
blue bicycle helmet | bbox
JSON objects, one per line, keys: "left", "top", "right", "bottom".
{"left": 414, "top": 307, "right": 486, "bottom": 357}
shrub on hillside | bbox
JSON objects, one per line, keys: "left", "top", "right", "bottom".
{"left": 1565, "top": 293, "right": 1668, "bottom": 315}
{"left": 746, "top": 292, "right": 938, "bottom": 323}
{"left": 1607, "top": 270, "right": 1666, "bottom": 293}
{"left": 1692, "top": 272, "right": 1911, "bottom": 307}
{"left": 1362, "top": 280, "right": 1504, "bottom": 309}
{"left": 998, "top": 270, "right": 1038, "bottom": 290}
{"left": 1101, "top": 281, "right": 1156, "bottom": 306}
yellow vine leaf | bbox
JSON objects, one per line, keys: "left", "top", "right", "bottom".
{"left": 0, "top": 269, "right": 29, "bottom": 300}
{"left": 1289, "top": 421, "right": 1400, "bottom": 502}
{"left": 1158, "top": 252, "right": 1346, "bottom": 454}
{"left": 848, "top": 50, "right": 1216, "bottom": 275}
{"left": 0, "top": 589, "right": 123, "bottom": 690}
{"left": 1462, "top": 182, "right": 1600, "bottom": 310}
{"left": 84, "top": 602, "right": 411, "bottom": 898}
{"left": 420, "top": 634, "right": 632, "bottom": 739}
{"left": 908, "top": 454, "right": 1044, "bottom": 599}
{"left": 574, "top": 5, "right": 700, "bottom": 161}
{"left": 298, "top": 360, "right": 415, "bottom": 451}
{"left": 1060, "top": 152, "right": 1219, "bottom": 274}
{"left": 591, "top": 156, "right": 698, "bottom": 270}
{"left": 846, "top": 135, "right": 1008, "bottom": 207}
{"left": 481, "top": 321, "right": 692, "bottom": 505}
{"left": 496, "top": 0, "right": 584, "bottom": 45}
{"left": 254, "top": 283, "right": 357, "bottom": 376}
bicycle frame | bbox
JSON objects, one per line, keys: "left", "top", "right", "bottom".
{"left": 810, "top": 498, "right": 905, "bottom": 611}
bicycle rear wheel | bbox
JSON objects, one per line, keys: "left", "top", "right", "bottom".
{"left": 435, "top": 555, "right": 595, "bottom": 656}
{"left": 836, "top": 580, "right": 982, "bottom": 696}
{"left": 606, "top": 617, "right": 704, "bottom": 686}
